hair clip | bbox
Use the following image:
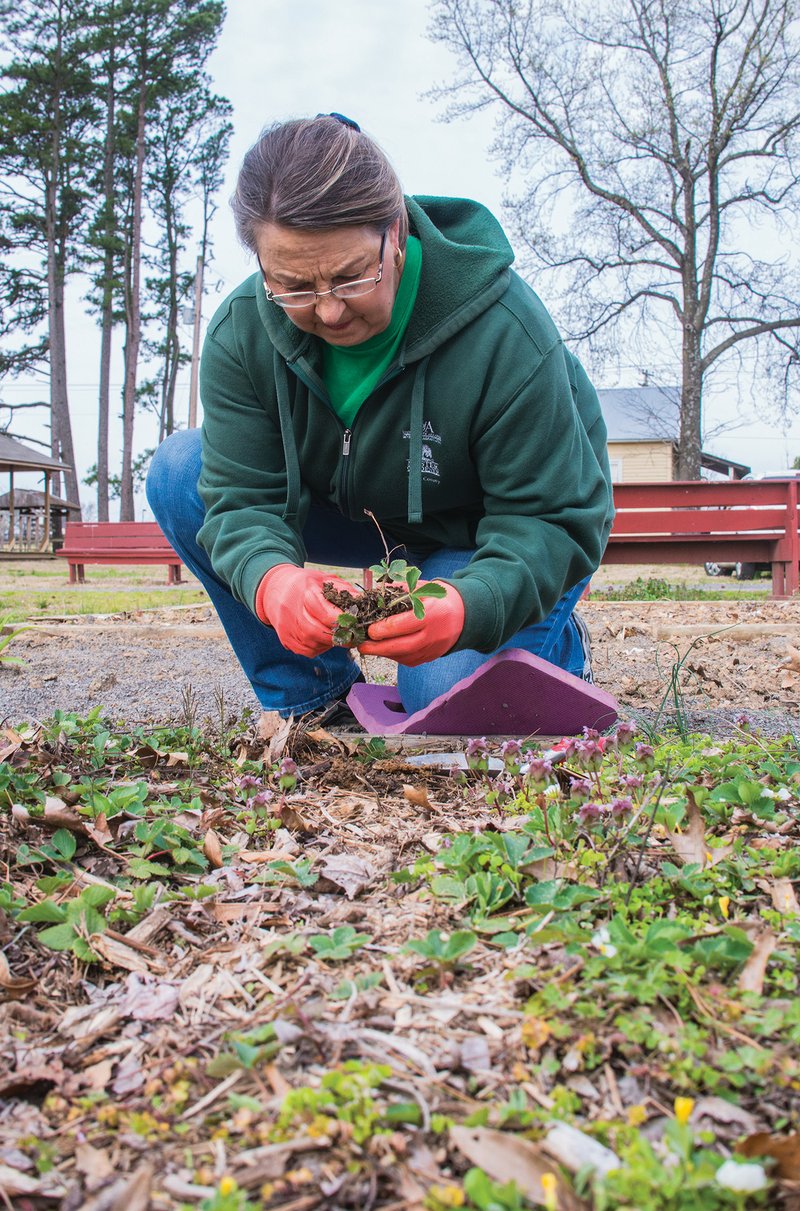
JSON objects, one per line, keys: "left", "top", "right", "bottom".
{"left": 316, "top": 111, "right": 361, "bottom": 132}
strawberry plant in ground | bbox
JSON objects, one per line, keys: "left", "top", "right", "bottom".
{"left": 1, "top": 708, "right": 800, "bottom": 1209}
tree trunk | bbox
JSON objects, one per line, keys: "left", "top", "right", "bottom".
{"left": 678, "top": 322, "right": 703, "bottom": 479}
{"left": 45, "top": 0, "right": 80, "bottom": 519}
{"left": 96, "top": 26, "right": 116, "bottom": 522}
{"left": 120, "top": 84, "right": 146, "bottom": 522}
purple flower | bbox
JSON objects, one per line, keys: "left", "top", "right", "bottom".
{"left": 465, "top": 737, "right": 490, "bottom": 770}
{"left": 735, "top": 714, "right": 752, "bottom": 732}
{"left": 525, "top": 758, "right": 553, "bottom": 790}
{"left": 614, "top": 721, "right": 637, "bottom": 751}
{"left": 623, "top": 774, "right": 644, "bottom": 791}
{"left": 252, "top": 790, "right": 273, "bottom": 807}
{"left": 610, "top": 796, "right": 634, "bottom": 819}
{"left": 574, "top": 740, "right": 604, "bottom": 772}
{"left": 238, "top": 774, "right": 261, "bottom": 790}
{"left": 578, "top": 802, "right": 604, "bottom": 824}
{"left": 582, "top": 727, "right": 602, "bottom": 741}
{"left": 634, "top": 743, "right": 656, "bottom": 772}
{"left": 569, "top": 777, "right": 592, "bottom": 803}
{"left": 500, "top": 739, "right": 524, "bottom": 772}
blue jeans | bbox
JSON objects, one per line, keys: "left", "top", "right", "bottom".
{"left": 146, "top": 430, "right": 590, "bottom": 718}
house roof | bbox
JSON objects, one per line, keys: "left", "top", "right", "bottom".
{"left": 597, "top": 386, "right": 681, "bottom": 442}
{"left": 0, "top": 432, "right": 71, "bottom": 474}
{"left": 597, "top": 386, "right": 750, "bottom": 478}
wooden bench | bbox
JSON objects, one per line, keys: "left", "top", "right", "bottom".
{"left": 604, "top": 479, "right": 800, "bottom": 597}
{"left": 57, "top": 521, "right": 184, "bottom": 584}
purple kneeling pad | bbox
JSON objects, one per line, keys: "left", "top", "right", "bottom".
{"left": 347, "top": 648, "right": 619, "bottom": 737}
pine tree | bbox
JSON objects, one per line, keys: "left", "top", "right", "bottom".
{"left": 0, "top": 0, "right": 98, "bottom": 509}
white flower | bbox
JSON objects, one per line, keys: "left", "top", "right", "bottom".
{"left": 591, "top": 926, "right": 617, "bottom": 958}
{"left": 715, "top": 1160, "right": 768, "bottom": 1192}
{"left": 776, "top": 786, "right": 792, "bottom": 801}
{"left": 543, "top": 783, "right": 560, "bottom": 798}
{"left": 760, "top": 788, "right": 777, "bottom": 799}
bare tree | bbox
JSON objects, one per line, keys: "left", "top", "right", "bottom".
{"left": 429, "top": 0, "right": 800, "bottom": 476}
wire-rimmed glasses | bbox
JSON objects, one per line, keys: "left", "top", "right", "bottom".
{"left": 261, "top": 231, "right": 388, "bottom": 309}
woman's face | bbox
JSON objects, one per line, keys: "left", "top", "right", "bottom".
{"left": 255, "top": 220, "right": 403, "bottom": 346}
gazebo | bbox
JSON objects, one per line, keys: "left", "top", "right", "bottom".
{"left": 0, "top": 433, "right": 75, "bottom": 552}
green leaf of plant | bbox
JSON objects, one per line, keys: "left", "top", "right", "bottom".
{"left": 80, "top": 886, "right": 116, "bottom": 910}
{"left": 127, "top": 858, "right": 172, "bottom": 878}
{"left": 51, "top": 829, "right": 77, "bottom": 860}
{"left": 417, "top": 582, "right": 447, "bottom": 599}
{"left": 37, "top": 922, "right": 78, "bottom": 950}
{"left": 18, "top": 899, "right": 67, "bottom": 923}
{"left": 405, "top": 565, "right": 420, "bottom": 592}
{"left": 411, "top": 597, "right": 426, "bottom": 619}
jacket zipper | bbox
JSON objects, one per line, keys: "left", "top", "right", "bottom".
{"left": 339, "top": 427, "right": 353, "bottom": 513}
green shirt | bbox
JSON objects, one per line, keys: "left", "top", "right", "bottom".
{"left": 322, "top": 235, "right": 422, "bottom": 426}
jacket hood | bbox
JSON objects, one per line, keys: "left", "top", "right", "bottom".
{"left": 254, "top": 195, "right": 515, "bottom": 365}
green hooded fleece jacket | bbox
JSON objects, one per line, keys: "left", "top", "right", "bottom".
{"left": 197, "top": 196, "right": 614, "bottom": 654}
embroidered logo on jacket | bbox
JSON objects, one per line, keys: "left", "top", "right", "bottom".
{"left": 403, "top": 420, "right": 442, "bottom": 483}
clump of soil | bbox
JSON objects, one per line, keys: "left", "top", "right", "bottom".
{"left": 323, "top": 580, "right": 411, "bottom": 645}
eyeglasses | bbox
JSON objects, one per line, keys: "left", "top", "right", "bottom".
{"left": 262, "top": 231, "right": 387, "bottom": 309}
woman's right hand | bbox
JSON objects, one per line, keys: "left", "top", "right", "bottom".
{"left": 255, "top": 564, "right": 356, "bottom": 657}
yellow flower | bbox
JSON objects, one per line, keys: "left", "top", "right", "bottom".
{"left": 674, "top": 1096, "right": 695, "bottom": 1125}
{"left": 627, "top": 1103, "right": 648, "bottom": 1126}
{"left": 719, "top": 895, "right": 730, "bottom": 919}
{"left": 541, "top": 1171, "right": 558, "bottom": 1211}
{"left": 218, "top": 1176, "right": 237, "bottom": 1196}
{"left": 427, "top": 1184, "right": 465, "bottom": 1207}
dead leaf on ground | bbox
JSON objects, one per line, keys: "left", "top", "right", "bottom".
{"left": 11, "top": 794, "right": 84, "bottom": 831}
{"left": 449, "top": 1125, "right": 589, "bottom": 1210}
{"left": 781, "top": 645, "right": 800, "bottom": 674}
{"left": 319, "top": 853, "right": 376, "bottom": 899}
{"left": 665, "top": 792, "right": 732, "bottom": 868}
{"left": 738, "top": 1132, "right": 800, "bottom": 1180}
{"left": 117, "top": 974, "right": 179, "bottom": 1022}
{"left": 691, "top": 1096, "right": 757, "bottom": 1137}
{"left": 74, "top": 1142, "right": 115, "bottom": 1187}
{"left": 279, "top": 801, "right": 310, "bottom": 831}
{"left": 203, "top": 827, "right": 223, "bottom": 868}
{"left": 542, "top": 1121, "right": 621, "bottom": 1176}
{"left": 235, "top": 847, "right": 297, "bottom": 865}
{"left": 737, "top": 929, "right": 777, "bottom": 995}
{"left": 0, "top": 951, "right": 36, "bottom": 1001}
{"left": 258, "top": 711, "right": 293, "bottom": 763}
{"left": 403, "top": 783, "right": 434, "bottom": 811}
{"left": 770, "top": 877, "right": 800, "bottom": 915}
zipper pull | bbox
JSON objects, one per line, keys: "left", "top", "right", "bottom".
{"left": 342, "top": 428, "right": 352, "bottom": 456}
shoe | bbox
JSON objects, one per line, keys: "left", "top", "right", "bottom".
{"left": 309, "top": 674, "right": 366, "bottom": 733}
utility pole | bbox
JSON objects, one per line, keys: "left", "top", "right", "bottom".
{"left": 188, "top": 253, "right": 204, "bottom": 428}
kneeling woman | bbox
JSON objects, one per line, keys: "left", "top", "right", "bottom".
{"left": 146, "top": 114, "right": 613, "bottom": 720}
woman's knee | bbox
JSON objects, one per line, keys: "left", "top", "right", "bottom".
{"left": 146, "top": 430, "right": 205, "bottom": 543}
{"left": 146, "top": 430, "right": 202, "bottom": 506}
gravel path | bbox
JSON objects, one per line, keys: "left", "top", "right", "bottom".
{"left": 3, "top": 598, "right": 800, "bottom": 738}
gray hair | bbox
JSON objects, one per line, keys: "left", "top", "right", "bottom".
{"left": 232, "top": 116, "right": 408, "bottom": 251}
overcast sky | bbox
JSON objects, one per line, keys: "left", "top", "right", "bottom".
{"left": 7, "top": 0, "right": 800, "bottom": 510}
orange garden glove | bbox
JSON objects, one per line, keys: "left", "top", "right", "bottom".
{"left": 358, "top": 581, "right": 465, "bottom": 666}
{"left": 255, "top": 564, "right": 357, "bottom": 657}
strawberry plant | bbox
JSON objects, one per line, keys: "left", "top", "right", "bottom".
{"left": 324, "top": 510, "right": 447, "bottom": 646}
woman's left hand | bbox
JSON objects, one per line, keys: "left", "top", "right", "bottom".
{"left": 358, "top": 582, "right": 465, "bottom": 666}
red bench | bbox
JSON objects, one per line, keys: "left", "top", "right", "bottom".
{"left": 57, "top": 521, "right": 184, "bottom": 584}
{"left": 605, "top": 479, "right": 800, "bottom": 596}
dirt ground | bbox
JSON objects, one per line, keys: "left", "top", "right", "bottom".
{"left": 3, "top": 561, "right": 798, "bottom": 736}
